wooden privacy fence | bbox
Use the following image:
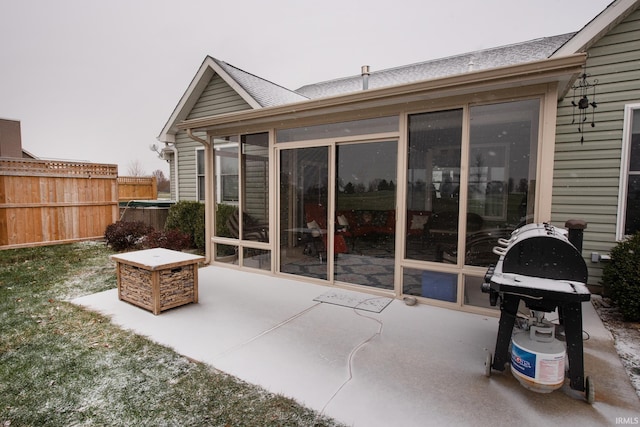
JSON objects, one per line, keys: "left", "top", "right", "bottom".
{"left": 117, "top": 176, "right": 157, "bottom": 201}
{"left": 0, "top": 158, "right": 119, "bottom": 249}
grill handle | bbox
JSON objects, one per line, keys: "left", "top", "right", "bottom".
{"left": 493, "top": 246, "right": 507, "bottom": 257}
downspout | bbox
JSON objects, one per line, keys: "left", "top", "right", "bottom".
{"left": 186, "top": 128, "right": 212, "bottom": 264}
{"left": 187, "top": 128, "right": 209, "bottom": 146}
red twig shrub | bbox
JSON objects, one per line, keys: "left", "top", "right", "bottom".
{"left": 104, "top": 221, "right": 153, "bottom": 252}
{"left": 144, "top": 229, "right": 192, "bottom": 251}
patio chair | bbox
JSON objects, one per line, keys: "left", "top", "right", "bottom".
{"left": 304, "top": 203, "right": 348, "bottom": 262}
{"left": 226, "top": 209, "right": 268, "bottom": 242}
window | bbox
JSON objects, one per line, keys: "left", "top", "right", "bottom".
{"left": 403, "top": 100, "right": 540, "bottom": 306}
{"left": 198, "top": 146, "right": 239, "bottom": 202}
{"left": 466, "top": 99, "right": 539, "bottom": 267}
{"left": 405, "top": 109, "right": 463, "bottom": 264}
{"left": 213, "top": 133, "right": 269, "bottom": 241}
{"left": 213, "top": 137, "right": 240, "bottom": 204}
{"left": 276, "top": 116, "right": 398, "bottom": 142}
{"left": 618, "top": 104, "right": 640, "bottom": 238}
{"left": 196, "top": 149, "right": 205, "bottom": 202}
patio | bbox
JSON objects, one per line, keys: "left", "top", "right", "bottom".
{"left": 73, "top": 266, "right": 640, "bottom": 426}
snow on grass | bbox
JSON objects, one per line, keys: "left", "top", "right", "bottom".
{"left": 1, "top": 242, "right": 342, "bottom": 427}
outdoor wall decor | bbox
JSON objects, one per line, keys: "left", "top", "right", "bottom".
{"left": 570, "top": 70, "right": 598, "bottom": 144}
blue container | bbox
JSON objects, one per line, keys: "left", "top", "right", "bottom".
{"left": 421, "top": 271, "right": 457, "bottom": 302}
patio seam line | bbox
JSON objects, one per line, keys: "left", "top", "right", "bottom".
{"left": 320, "top": 305, "right": 385, "bottom": 416}
{"left": 210, "top": 302, "right": 323, "bottom": 361}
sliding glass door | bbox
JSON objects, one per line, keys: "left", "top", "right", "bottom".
{"left": 335, "top": 141, "right": 397, "bottom": 290}
{"left": 279, "top": 147, "right": 329, "bottom": 280}
{"left": 279, "top": 140, "right": 397, "bottom": 291}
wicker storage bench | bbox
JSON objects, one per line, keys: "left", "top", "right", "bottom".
{"left": 111, "top": 248, "right": 205, "bottom": 315}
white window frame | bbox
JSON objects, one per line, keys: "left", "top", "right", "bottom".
{"left": 214, "top": 141, "right": 240, "bottom": 205}
{"left": 616, "top": 102, "right": 640, "bottom": 240}
{"left": 196, "top": 148, "right": 205, "bottom": 202}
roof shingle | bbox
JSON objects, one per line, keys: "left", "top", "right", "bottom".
{"left": 212, "top": 58, "right": 309, "bottom": 107}
{"left": 294, "top": 33, "right": 575, "bottom": 99}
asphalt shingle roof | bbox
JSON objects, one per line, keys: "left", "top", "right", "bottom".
{"left": 212, "top": 58, "right": 309, "bottom": 107}
{"left": 294, "top": 33, "right": 575, "bottom": 99}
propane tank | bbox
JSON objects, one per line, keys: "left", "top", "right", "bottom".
{"left": 511, "top": 321, "right": 566, "bottom": 393}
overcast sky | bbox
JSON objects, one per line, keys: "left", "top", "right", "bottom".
{"left": 0, "top": 0, "right": 613, "bottom": 176}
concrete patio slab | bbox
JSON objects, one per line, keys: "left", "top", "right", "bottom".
{"left": 73, "top": 266, "right": 640, "bottom": 426}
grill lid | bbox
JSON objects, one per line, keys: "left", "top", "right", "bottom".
{"left": 495, "top": 223, "right": 588, "bottom": 283}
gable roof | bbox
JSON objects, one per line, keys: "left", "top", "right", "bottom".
{"left": 158, "top": 56, "right": 306, "bottom": 143}
{"left": 552, "top": 0, "right": 639, "bottom": 57}
{"left": 211, "top": 58, "right": 308, "bottom": 107}
{"left": 163, "top": 0, "right": 639, "bottom": 142}
{"left": 295, "top": 34, "right": 575, "bottom": 99}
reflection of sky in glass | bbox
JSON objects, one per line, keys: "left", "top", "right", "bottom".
{"left": 338, "top": 142, "right": 397, "bottom": 191}
{"left": 470, "top": 99, "right": 540, "bottom": 187}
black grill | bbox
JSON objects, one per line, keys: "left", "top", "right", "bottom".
{"left": 482, "top": 222, "right": 591, "bottom": 394}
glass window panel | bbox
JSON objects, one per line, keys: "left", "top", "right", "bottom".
{"left": 221, "top": 153, "right": 239, "bottom": 174}
{"left": 222, "top": 176, "right": 239, "bottom": 202}
{"left": 215, "top": 244, "right": 238, "bottom": 264}
{"left": 625, "top": 175, "right": 640, "bottom": 235}
{"left": 279, "top": 147, "right": 329, "bottom": 281}
{"left": 242, "top": 248, "right": 270, "bottom": 271}
{"left": 335, "top": 141, "right": 396, "bottom": 290}
{"left": 463, "top": 275, "right": 498, "bottom": 310}
{"left": 197, "top": 149, "right": 205, "bottom": 174}
{"left": 196, "top": 150, "right": 205, "bottom": 202}
{"left": 241, "top": 133, "right": 269, "bottom": 242}
{"left": 406, "top": 109, "right": 463, "bottom": 263}
{"left": 215, "top": 143, "right": 239, "bottom": 237}
{"left": 215, "top": 204, "right": 238, "bottom": 239}
{"left": 215, "top": 144, "right": 239, "bottom": 204}
{"left": 402, "top": 268, "right": 457, "bottom": 303}
{"left": 197, "top": 175, "right": 205, "bottom": 202}
{"left": 630, "top": 110, "right": 640, "bottom": 170}
{"left": 465, "top": 99, "right": 539, "bottom": 267}
{"left": 276, "top": 116, "right": 398, "bottom": 143}
{"left": 622, "top": 109, "right": 640, "bottom": 236}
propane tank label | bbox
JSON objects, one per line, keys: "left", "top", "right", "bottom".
{"left": 539, "top": 357, "right": 565, "bottom": 383}
{"left": 511, "top": 344, "right": 536, "bottom": 378}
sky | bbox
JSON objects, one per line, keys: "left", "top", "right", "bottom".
{"left": 0, "top": 0, "right": 613, "bottom": 176}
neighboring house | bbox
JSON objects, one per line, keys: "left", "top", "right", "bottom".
{"left": 0, "top": 118, "right": 37, "bottom": 159}
{"left": 157, "top": 0, "right": 639, "bottom": 314}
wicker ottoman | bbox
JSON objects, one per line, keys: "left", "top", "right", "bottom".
{"left": 111, "top": 248, "right": 205, "bottom": 315}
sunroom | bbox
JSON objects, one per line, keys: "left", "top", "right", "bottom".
{"left": 178, "top": 53, "right": 586, "bottom": 315}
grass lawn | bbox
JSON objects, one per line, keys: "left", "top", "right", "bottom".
{"left": 0, "top": 242, "right": 342, "bottom": 426}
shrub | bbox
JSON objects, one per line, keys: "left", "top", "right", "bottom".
{"left": 165, "top": 201, "right": 205, "bottom": 251}
{"left": 602, "top": 232, "right": 640, "bottom": 321}
{"left": 104, "top": 221, "right": 152, "bottom": 252}
{"left": 144, "top": 229, "right": 192, "bottom": 251}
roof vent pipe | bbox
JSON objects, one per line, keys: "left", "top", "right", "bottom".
{"left": 361, "top": 65, "right": 370, "bottom": 90}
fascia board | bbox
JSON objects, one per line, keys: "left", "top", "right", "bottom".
{"left": 157, "top": 56, "right": 261, "bottom": 143}
{"left": 552, "top": 0, "right": 640, "bottom": 56}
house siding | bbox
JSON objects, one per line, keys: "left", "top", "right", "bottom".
{"left": 244, "top": 160, "right": 269, "bottom": 224}
{"left": 173, "top": 73, "right": 253, "bottom": 201}
{"left": 552, "top": 7, "right": 640, "bottom": 291}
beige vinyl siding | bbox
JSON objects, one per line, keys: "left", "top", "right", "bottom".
{"left": 176, "top": 73, "right": 253, "bottom": 201}
{"left": 552, "top": 7, "right": 640, "bottom": 290}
